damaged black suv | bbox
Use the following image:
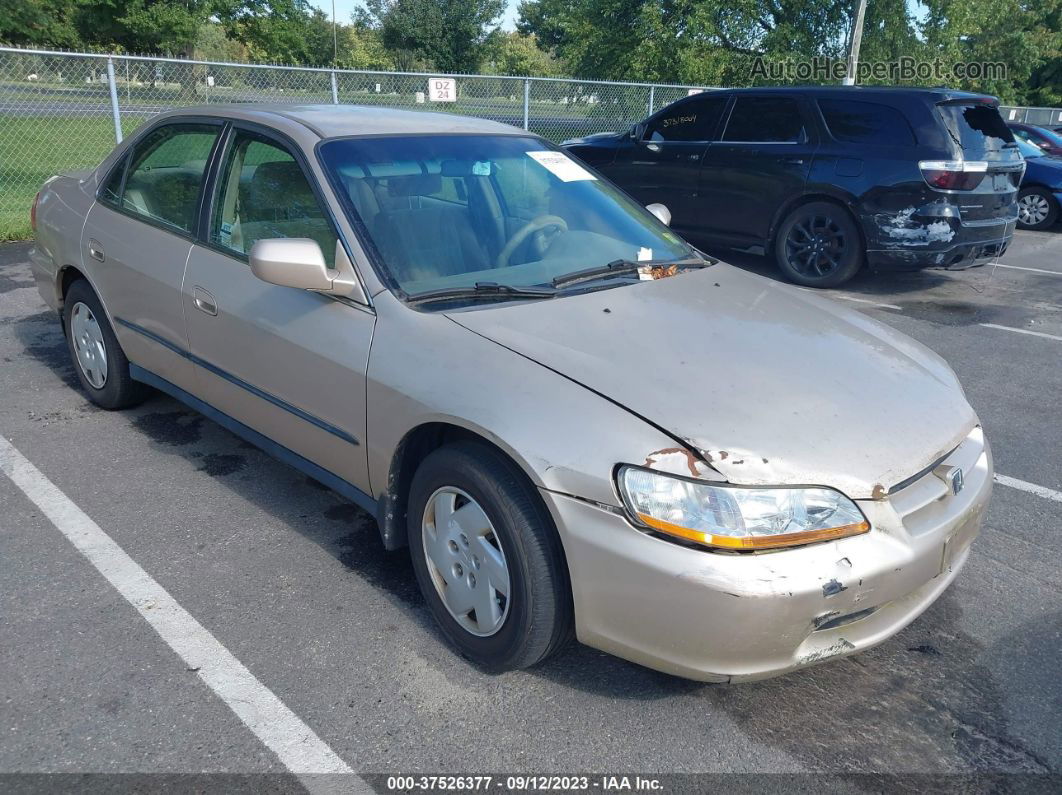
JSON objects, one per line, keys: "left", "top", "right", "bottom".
{"left": 562, "top": 87, "right": 1024, "bottom": 287}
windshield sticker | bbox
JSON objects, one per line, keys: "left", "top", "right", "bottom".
{"left": 526, "top": 150, "right": 596, "bottom": 182}
{"left": 472, "top": 160, "right": 491, "bottom": 176}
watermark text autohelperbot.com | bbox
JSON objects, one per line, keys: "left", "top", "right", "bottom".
{"left": 751, "top": 56, "right": 1007, "bottom": 83}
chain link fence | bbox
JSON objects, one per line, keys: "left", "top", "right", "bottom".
{"left": 1, "top": 46, "right": 718, "bottom": 238}
{"left": 3, "top": 45, "right": 1060, "bottom": 239}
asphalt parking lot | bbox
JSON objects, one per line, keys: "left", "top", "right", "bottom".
{"left": 1, "top": 231, "right": 1060, "bottom": 787}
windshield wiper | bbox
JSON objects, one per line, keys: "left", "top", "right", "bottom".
{"left": 406, "top": 281, "right": 557, "bottom": 306}
{"left": 551, "top": 256, "right": 710, "bottom": 289}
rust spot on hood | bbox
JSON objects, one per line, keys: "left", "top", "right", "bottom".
{"left": 871, "top": 484, "right": 887, "bottom": 500}
{"left": 644, "top": 447, "right": 702, "bottom": 478}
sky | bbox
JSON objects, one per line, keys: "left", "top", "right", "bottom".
{"left": 308, "top": 0, "right": 521, "bottom": 31}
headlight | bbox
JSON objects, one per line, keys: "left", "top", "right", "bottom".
{"left": 617, "top": 466, "right": 869, "bottom": 550}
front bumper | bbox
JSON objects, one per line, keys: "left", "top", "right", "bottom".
{"left": 544, "top": 428, "right": 991, "bottom": 682}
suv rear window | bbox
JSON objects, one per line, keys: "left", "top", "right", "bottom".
{"left": 937, "top": 103, "right": 1014, "bottom": 154}
{"left": 819, "top": 99, "right": 915, "bottom": 145}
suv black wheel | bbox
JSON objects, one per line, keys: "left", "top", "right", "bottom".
{"left": 407, "top": 441, "right": 573, "bottom": 671}
{"left": 63, "top": 279, "right": 149, "bottom": 409}
{"left": 1016, "top": 187, "right": 1059, "bottom": 230}
{"left": 775, "top": 201, "right": 863, "bottom": 287}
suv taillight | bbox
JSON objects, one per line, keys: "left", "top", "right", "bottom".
{"left": 919, "top": 160, "right": 988, "bottom": 190}
{"left": 30, "top": 191, "right": 40, "bottom": 233}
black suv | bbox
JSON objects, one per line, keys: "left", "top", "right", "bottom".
{"left": 562, "top": 87, "right": 1023, "bottom": 287}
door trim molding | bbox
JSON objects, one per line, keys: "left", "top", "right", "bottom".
{"left": 116, "top": 317, "right": 360, "bottom": 447}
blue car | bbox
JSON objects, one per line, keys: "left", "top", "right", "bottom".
{"left": 1016, "top": 137, "right": 1062, "bottom": 230}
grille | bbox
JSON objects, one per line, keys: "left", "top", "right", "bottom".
{"left": 888, "top": 426, "right": 987, "bottom": 534}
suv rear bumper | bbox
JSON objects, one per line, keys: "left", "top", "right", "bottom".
{"left": 862, "top": 212, "right": 1017, "bottom": 271}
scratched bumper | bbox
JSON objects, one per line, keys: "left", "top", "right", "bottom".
{"left": 864, "top": 213, "right": 1016, "bottom": 271}
{"left": 543, "top": 429, "right": 991, "bottom": 683}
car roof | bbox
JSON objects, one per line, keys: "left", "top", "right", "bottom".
{"left": 154, "top": 103, "right": 529, "bottom": 139}
{"left": 701, "top": 85, "right": 997, "bottom": 104}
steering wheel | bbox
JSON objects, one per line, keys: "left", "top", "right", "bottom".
{"left": 494, "top": 214, "right": 569, "bottom": 268}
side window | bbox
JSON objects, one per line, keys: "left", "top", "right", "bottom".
{"left": 122, "top": 124, "right": 219, "bottom": 232}
{"left": 211, "top": 132, "right": 337, "bottom": 267}
{"left": 819, "top": 99, "right": 915, "bottom": 145}
{"left": 723, "top": 97, "right": 806, "bottom": 143}
{"left": 646, "top": 96, "right": 728, "bottom": 143}
{"left": 99, "top": 155, "right": 127, "bottom": 206}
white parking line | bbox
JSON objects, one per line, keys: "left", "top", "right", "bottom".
{"left": 991, "top": 262, "right": 1062, "bottom": 277}
{"left": 794, "top": 287, "right": 903, "bottom": 311}
{"left": 980, "top": 323, "right": 1062, "bottom": 342}
{"left": 832, "top": 294, "right": 904, "bottom": 311}
{"left": 995, "top": 474, "right": 1062, "bottom": 503}
{"left": 0, "top": 434, "right": 365, "bottom": 790}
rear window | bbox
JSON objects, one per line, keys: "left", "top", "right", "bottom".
{"left": 937, "top": 103, "right": 1014, "bottom": 154}
{"left": 819, "top": 99, "right": 915, "bottom": 145}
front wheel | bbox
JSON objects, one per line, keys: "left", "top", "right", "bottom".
{"left": 774, "top": 201, "right": 864, "bottom": 287}
{"left": 1016, "top": 187, "right": 1059, "bottom": 230}
{"left": 407, "top": 442, "right": 573, "bottom": 670}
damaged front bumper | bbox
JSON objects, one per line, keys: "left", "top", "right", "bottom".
{"left": 543, "top": 428, "right": 991, "bottom": 683}
{"left": 863, "top": 205, "right": 1017, "bottom": 271}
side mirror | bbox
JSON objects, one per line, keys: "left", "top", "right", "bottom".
{"left": 630, "top": 122, "right": 646, "bottom": 141}
{"left": 250, "top": 238, "right": 334, "bottom": 291}
{"left": 249, "top": 238, "right": 367, "bottom": 303}
{"left": 646, "top": 203, "right": 671, "bottom": 226}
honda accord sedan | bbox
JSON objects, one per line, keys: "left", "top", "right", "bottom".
{"left": 29, "top": 105, "right": 991, "bottom": 682}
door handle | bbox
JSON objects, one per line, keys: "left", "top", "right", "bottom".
{"left": 88, "top": 239, "right": 105, "bottom": 262}
{"left": 192, "top": 286, "right": 218, "bottom": 316}
{"left": 784, "top": 157, "right": 805, "bottom": 165}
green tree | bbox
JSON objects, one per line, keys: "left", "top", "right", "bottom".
{"left": 0, "top": 0, "right": 85, "bottom": 48}
{"left": 364, "top": 0, "right": 506, "bottom": 73}
{"left": 192, "top": 21, "right": 249, "bottom": 63}
{"left": 482, "top": 31, "right": 559, "bottom": 75}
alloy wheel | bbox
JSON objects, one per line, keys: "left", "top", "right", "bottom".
{"left": 1018, "top": 193, "right": 1050, "bottom": 226}
{"left": 70, "top": 301, "right": 108, "bottom": 389}
{"left": 784, "top": 214, "right": 849, "bottom": 278}
{"left": 421, "top": 486, "right": 511, "bottom": 637}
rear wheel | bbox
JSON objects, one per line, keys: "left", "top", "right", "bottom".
{"left": 407, "top": 442, "right": 573, "bottom": 671}
{"left": 63, "top": 279, "right": 148, "bottom": 409}
{"left": 1016, "top": 187, "right": 1059, "bottom": 230}
{"left": 775, "top": 201, "right": 863, "bottom": 287}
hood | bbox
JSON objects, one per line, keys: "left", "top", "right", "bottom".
{"left": 562, "top": 131, "right": 624, "bottom": 146}
{"left": 448, "top": 264, "right": 976, "bottom": 500}
{"left": 1026, "top": 156, "right": 1062, "bottom": 187}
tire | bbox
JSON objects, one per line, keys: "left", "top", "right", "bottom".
{"left": 63, "top": 279, "right": 148, "bottom": 410}
{"left": 1016, "top": 187, "right": 1059, "bottom": 231}
{"left": 774, "top": 201, "right": 864, "bottom": 287}
{"left": 407, "top": 441, "right": 573, "bottom": 671}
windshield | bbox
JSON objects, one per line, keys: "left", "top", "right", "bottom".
{"left": 1031, "top": 126, "right": 1062, "bottom": 147}
{"left": 1015, "top": 137, "right": 1045, "bottom": 158}
{"left": 937, "top": 103, "right": 1014, "bottom": 154}
{"left": 319, "top": 135, "right": 693, "bottom": 297}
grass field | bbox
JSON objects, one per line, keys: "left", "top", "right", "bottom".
{"left": 0, "top": 115, "right": 143, "bottom": 240}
